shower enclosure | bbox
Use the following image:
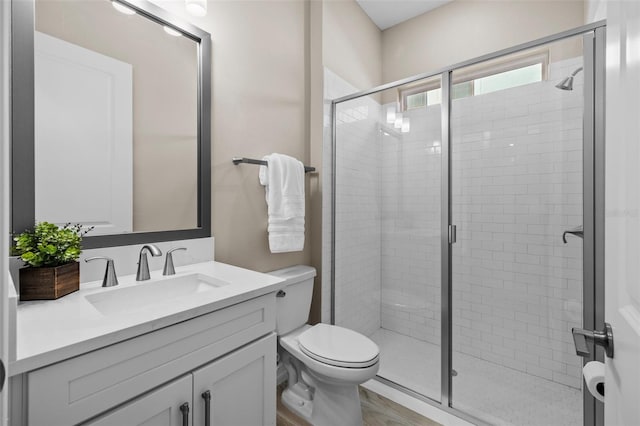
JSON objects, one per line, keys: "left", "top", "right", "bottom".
{"left": 329, "top": 22, "right": 605, "bottom": 426}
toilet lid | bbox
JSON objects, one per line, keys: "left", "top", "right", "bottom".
{"left": 297, "top": 324, "right": 379, "bottom": 368}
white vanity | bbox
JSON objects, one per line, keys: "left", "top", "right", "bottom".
{"left": 8, "top": 261, "right": 285, "bottom": 426}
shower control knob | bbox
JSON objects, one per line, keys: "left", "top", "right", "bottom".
{"left": 572, "top": 323, "right": 614, "bottom": 358}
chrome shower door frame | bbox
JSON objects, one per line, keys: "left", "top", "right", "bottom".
{"left": 331, "top": 20, "right": 606, "bottom": 426}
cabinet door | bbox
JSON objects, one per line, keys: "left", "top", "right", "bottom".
{"left": 85, "top": 375, "right": 192, "bottom": 426}
{"left": 192, "top": 333, "right": 276, "bottom": 426}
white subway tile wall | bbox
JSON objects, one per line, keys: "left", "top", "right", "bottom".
{"left": 334, "top": 95, "right": 383, "bottom": 336}
{"left": 379, "top": 102, "right": 442, "bottom": 347}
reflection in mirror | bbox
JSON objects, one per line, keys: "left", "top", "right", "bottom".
{"left": 33, "top": 0, "right": 199, "bottom": 236}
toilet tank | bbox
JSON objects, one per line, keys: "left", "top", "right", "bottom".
{"left": 269, "top": 265, "right": 317, "bottom": 335}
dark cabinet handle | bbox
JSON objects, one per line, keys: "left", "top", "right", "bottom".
{"left": 180, "top": 402, "right": 190, "bottom": 426}
{"left": 202, "top": 390, "right": 211, "bottom": 426}
{"left": 0, "top": 358, "right": 5, "bottom": 392}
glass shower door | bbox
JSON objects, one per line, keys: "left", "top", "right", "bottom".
{"left": 333, "top": 75, "right": 443, "bottom": 402}
{"left": 449, "top": 35, "right": 586, "bottom": 426}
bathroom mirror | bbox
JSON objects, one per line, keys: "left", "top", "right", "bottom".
{"left": 11, "top": 0, "right": 211, "bottom": 248}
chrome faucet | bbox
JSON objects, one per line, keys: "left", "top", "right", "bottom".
{"left": 136, "top": 244, "right": 163, "bottom": 281}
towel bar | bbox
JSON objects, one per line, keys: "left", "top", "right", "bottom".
{"left": 232, "top": 157, "right": 316, "bottom": 173}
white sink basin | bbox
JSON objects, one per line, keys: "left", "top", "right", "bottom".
{"left": 85, "top": 273, "right": 230, "bottom": 316}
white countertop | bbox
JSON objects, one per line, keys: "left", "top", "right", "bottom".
{"left": 10, "top": 261, "right": 285, "bottom": 375}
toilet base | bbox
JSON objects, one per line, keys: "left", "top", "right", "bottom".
{"left": 282, "top": 373, "right": 363, "bottom": 426}
{"left": 281, "top": 386, "right": 313, "bottom": 421}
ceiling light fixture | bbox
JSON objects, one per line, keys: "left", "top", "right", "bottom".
{"left": 401, "top": 117, "right": 410, "bottom": 133}
{"left": 394, "top": 112, "right": 403, "bottom": 129}
{"left": 111, "top": 1, "right": 136, "bottom": 15}
{"left": 386, "top": 106, "right": 396, "bottom": 124}
{"left": 185, "top": 0, "right": 207, "bottom": 17}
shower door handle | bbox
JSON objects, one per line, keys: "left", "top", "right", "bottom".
{"left": 448, "top": 225, "right": 457, "bottom": 244}
{"left": 0, "top": 358, "right": 4, "bottom": 392}
{"left": 572, "top": 323, "right": 614, "bottom": 358}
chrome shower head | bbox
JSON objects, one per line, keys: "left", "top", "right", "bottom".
{"left": 555, "top": 76, "right": 575, "bottom": 90}
{"left": 556, "top": 66, "right": 583, "bottom": 91}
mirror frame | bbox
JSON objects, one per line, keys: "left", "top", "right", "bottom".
{"left": 11, "top": 0, "right": 211, "bottom": 249}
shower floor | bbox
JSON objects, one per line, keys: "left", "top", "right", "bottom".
{"left": 370, "top": 329, "right": 582, "bottom": 426}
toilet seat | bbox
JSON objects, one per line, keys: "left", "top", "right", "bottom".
{"left": 297, "top": 324, "right": 379, "bottom": 368}
{"left": 280, "top": 324, "right": 380, "bottom": 386}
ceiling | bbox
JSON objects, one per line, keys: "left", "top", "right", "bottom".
{"left": 356, "top": 0, "right": 453, "bottom": 30}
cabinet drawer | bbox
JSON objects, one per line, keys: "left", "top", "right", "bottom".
{"left": 28, "top": 294, "right": 275, "bottom": 426}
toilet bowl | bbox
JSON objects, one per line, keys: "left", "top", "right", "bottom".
{"left": 270, "top": 265, "right": 380, "bottom": 426}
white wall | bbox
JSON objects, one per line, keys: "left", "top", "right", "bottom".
{"left": 382, "top": 0, "right": 585, "bottom": 85}
{"left": 585, "top": 0, "right": 606, "bottom": 23}
{"left": 322, "top": 0, "right": 382, "bottom": 92}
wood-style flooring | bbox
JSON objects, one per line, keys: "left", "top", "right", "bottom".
{"left": 277, "top": 385, "right": 442, "bottom": 426}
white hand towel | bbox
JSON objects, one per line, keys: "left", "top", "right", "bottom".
{"left": 259, "top": 153, "right": 305, "bottom": 253}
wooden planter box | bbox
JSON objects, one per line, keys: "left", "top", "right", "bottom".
{"left": 19, "top": 262, "right": 80, "bottom": 301}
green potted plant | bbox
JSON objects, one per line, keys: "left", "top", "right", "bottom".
{"left": 13, "top": 222, "right": 93, "bottom": 300}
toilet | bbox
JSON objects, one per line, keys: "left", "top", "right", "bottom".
{"left": 270, "top": 265, "right": 380, "bottom": 426}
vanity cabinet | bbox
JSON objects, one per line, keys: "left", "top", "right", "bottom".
{"left": 86, "top": 334, "right": 276, "bottom": 426}
{"left": 18, "top": 293, "right": 277, "bottom": 426}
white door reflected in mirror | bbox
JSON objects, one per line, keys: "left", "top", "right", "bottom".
{"left": 35, "top": 32, "right": 133, "bottom": 236}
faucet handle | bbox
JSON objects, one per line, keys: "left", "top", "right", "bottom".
{"left": 85, "top": 257, "right": 119, "bottom": 287}
{"left": 163, "top": 247, "right": 187, "bottom": 276}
